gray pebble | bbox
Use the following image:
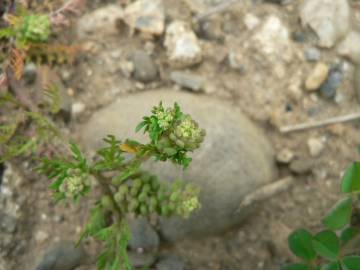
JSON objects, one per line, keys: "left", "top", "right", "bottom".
{"left": 0, "top": 163, "right": 4, "bottom": 187}
{"left": 292, "top": 31, "right": 306, "bottom": 43}
{"left": 320, "top": 70, "right": 343, "bottom": 99}
{"left": 305, "top": 47, "right": 321, "bottom": 62}
{"left": 156, "top": 255, "right": 185, "bottom": 270}
{"left": 289, "top": 158, "right": 314, "bottom": 174}
{"left": 35, "top": 241, "right": 87, "bottom": 270}
{"left": 170, "top": 71, "right": 204, "bottom": 91}
{"left": 131, "top": 50, "right": 158, "bottom": 83}
{"left": 0, "top": 213, "right": 17, "bottom": 233}
{"left": 128, "top": 252, "right": 156, "bottom": 268}
{"left": 354, "top": 65, "right": 360, "bottom": 103}
{"left": 128, "top": 217, "right": 159, "bottom": 251}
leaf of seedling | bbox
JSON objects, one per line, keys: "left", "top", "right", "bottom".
{"left": 281, "top": 263, "right": 311, "bottom": 270}
{"left": 342, "top": 256, "right": 360, "bottom": 270}
{"left": 341, "top": 162, "right": 360, "bottom": 193}
{"left": 323, "top": 262, "right": 341, "bottom": 270}
{"left": 288, "top": 229, "right": 316, "bottom": 261}
{"left": 340, "top": 227, "right": 360, "bottom": 246}
{"left": 312, "top": 230, "right": 340, "bottom": 261}
{"left": 322, "top": 198, "right": 352, "bottom": 230}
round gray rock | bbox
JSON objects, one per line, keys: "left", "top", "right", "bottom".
{"left": 80, "top": 90, "right": 277, "bottom": 241}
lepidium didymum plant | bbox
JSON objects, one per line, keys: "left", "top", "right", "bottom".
{"left": 37, "top": 102, "right": 206, "bottom": 270}
{"left": 282, "top": 152, "right": 360, "bottom": 270}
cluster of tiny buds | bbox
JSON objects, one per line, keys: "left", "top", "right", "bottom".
{"left": 59, "top": 168, "right": 89, "bottom": 198}
{"left": 102, "top": 172, "right": 200, "bottom": 218}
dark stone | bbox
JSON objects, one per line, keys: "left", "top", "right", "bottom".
{"left": 292, "top": 31, "right": 306, "bottom": 43}
{"left": 0, "top": 163, "right": 4, "bottom": 187}
{"left": 131, "top": 50, "right": 158, "bottom": 83}
{"left": 0, "top": 212, "right": 17, "bottom": 233}
{"left": 128, "top": 217, "right": 160, "bottom": 251}
{"left": 289, "top": 158, "right": 314, "bottom": 174}
{"left": 320, "top": 70, "right": 342, "bottom": 99}
{"left": 35, "top": 241, "right": 87, "bottom": 270}
{"left": 156, "top": 255, "right": 185, "bottom": 270}
{"left": 128, "top": 252, "right": 156, "bottom": 268}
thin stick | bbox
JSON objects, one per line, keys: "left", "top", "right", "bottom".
{"left": 236, "top": 176, "right": 294, "bottom": 214}
{"left": 280, "top": 112, "right": 360, "bottom": 133}
{"left": 193, "top": 0, "right": 240, "bottom": 22}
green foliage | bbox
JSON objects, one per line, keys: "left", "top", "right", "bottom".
{"left": 282, "top": 150, "right": 360, "bottom": 270}
{"left": 38, "top": 102, "right": 205, "bottom": 270}
{"left": 288, "top": 229, "right": 316, "bottom": 261}
{"left": 137, "top": 102, "right": 205, "bottom": 168}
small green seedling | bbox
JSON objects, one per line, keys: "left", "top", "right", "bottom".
{"left": 37, "top": 102, "right": 205, "bottom": 270}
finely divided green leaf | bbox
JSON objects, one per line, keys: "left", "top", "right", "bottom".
{"left": 288, "top": 229, "right": 316, "bottom": 261}
{"left": 312, "top": 230, "right": 340, "bottom": 260}
{"left": 322, "top": 198, "right": 352, "bottom": 230}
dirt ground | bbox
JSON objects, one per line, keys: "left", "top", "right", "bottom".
{"left": 3, "top": 0, "right": 360, "bottom": 269}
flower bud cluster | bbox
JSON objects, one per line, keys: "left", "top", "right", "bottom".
{"left": 59, "top": 168, "right": 90, "bottom": 198}
{"left": 110, "top": 172, "right": 200, "bottom": 218}
{"left": 20, "top": 15, "right": 51, "bottom": 42}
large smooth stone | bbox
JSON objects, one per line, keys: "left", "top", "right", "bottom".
{"left": 80, "top": 90, "right": 277, "bottom": 241}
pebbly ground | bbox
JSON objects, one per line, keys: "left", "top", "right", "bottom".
{"left": 2, "top": 0, "right": 360, "bottom": 269}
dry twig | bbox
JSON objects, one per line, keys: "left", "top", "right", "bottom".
{"left": 193, "top": 0, "right": 240, "bottom": 22}
{"left": 236, "top": 176, "right": 294, "bottom": 213}
{"left": 279, "top": 112, "right": 360, "bottom": 133}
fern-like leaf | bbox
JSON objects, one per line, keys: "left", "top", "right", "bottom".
{"left": 43, "top": 83, "right": 61, "bottom": 114}
{"left": 0, "top": 28, "right": 16, "bottom": 39}
{"left": 26, "top": 43, "right": 78, "bottom": 65}
{"left": 9, "top": 48, "right": 25, "bottom": 80}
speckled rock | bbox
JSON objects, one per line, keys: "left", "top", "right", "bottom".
{"left": 300, "top": 0, "right": 350, "bottom": 48}
{"left": 338, "top": 31, "right": 360, "bottom": 64}
{"left": 123, "top": 0, "right": 165, "bottom": 36}
{"left": 35, "top": 241, "right": 87, "bottom": 270}
{"left": 164, "top": 21, "right": 202, "bottom": 68}
{"left": 80, "top": 90, "right": 277, "bottom": 241}
{"left": 76, "top": 5, "right": 123, "bottom": 38}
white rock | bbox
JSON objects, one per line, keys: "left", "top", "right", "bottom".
{"left": 77, "top": 5, "right": 123, "bottom": 38}
{"left": 35, "top": 230, "right": 49, "bottom": 243}
{"left": 338, "top": 31, "right": 360, "bottom": 64}
{"left": 252, "top": 16, "right": 293, "bottom": 63}
{"left": 307, "top": 137, "right": 325, "bottom": 157}
{"left": 300, "top": 0, "right": 350, "bottom": 48}
{"left": 276, "top": 148, "right": 294, "bottom": 164}
{"left": 123, "top": 0, "right": 165, "bottom": 36}
{"left": 244, "top": 13, "right": 261, "bottom": 30}
{"left": 305, "top": 63, "right": 329, "bottom": 91}
{"left": 164, "top": 21, "right": 202, "bottom": 68}
{"left": 72, "top": 102, "right": 86, "bottom": 115}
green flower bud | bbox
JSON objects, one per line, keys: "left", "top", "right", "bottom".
{"left": 130, "top": 186, "right": 139, "bottom": 197}
{"left": 118, "top": 185, "right": 129, "bottom": 195}
{"left": 133, "top": 178, "right": 142, "bottom": 188}
{"left": 140, "top": 204, "right": 148, "bottom": 215}
{"left": 114, "top": 192, "right": 125, "bottom": 204}
{"left": 101, "top": 195, "right": 114, "bottom": 210}
{"left": 150, "top": 176, "right": 160, "bottom": 191}
{"left": 170, "top": 191, "right": 180, "bottom": 202}
{"left": 138, "top": 192, "right": 148, "bottom": 202}
{"left": 141, "top": 184, "right": 151, "bottom": 194}
{"left": 128, "top": 199, "right": 139, "bottom": 212}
